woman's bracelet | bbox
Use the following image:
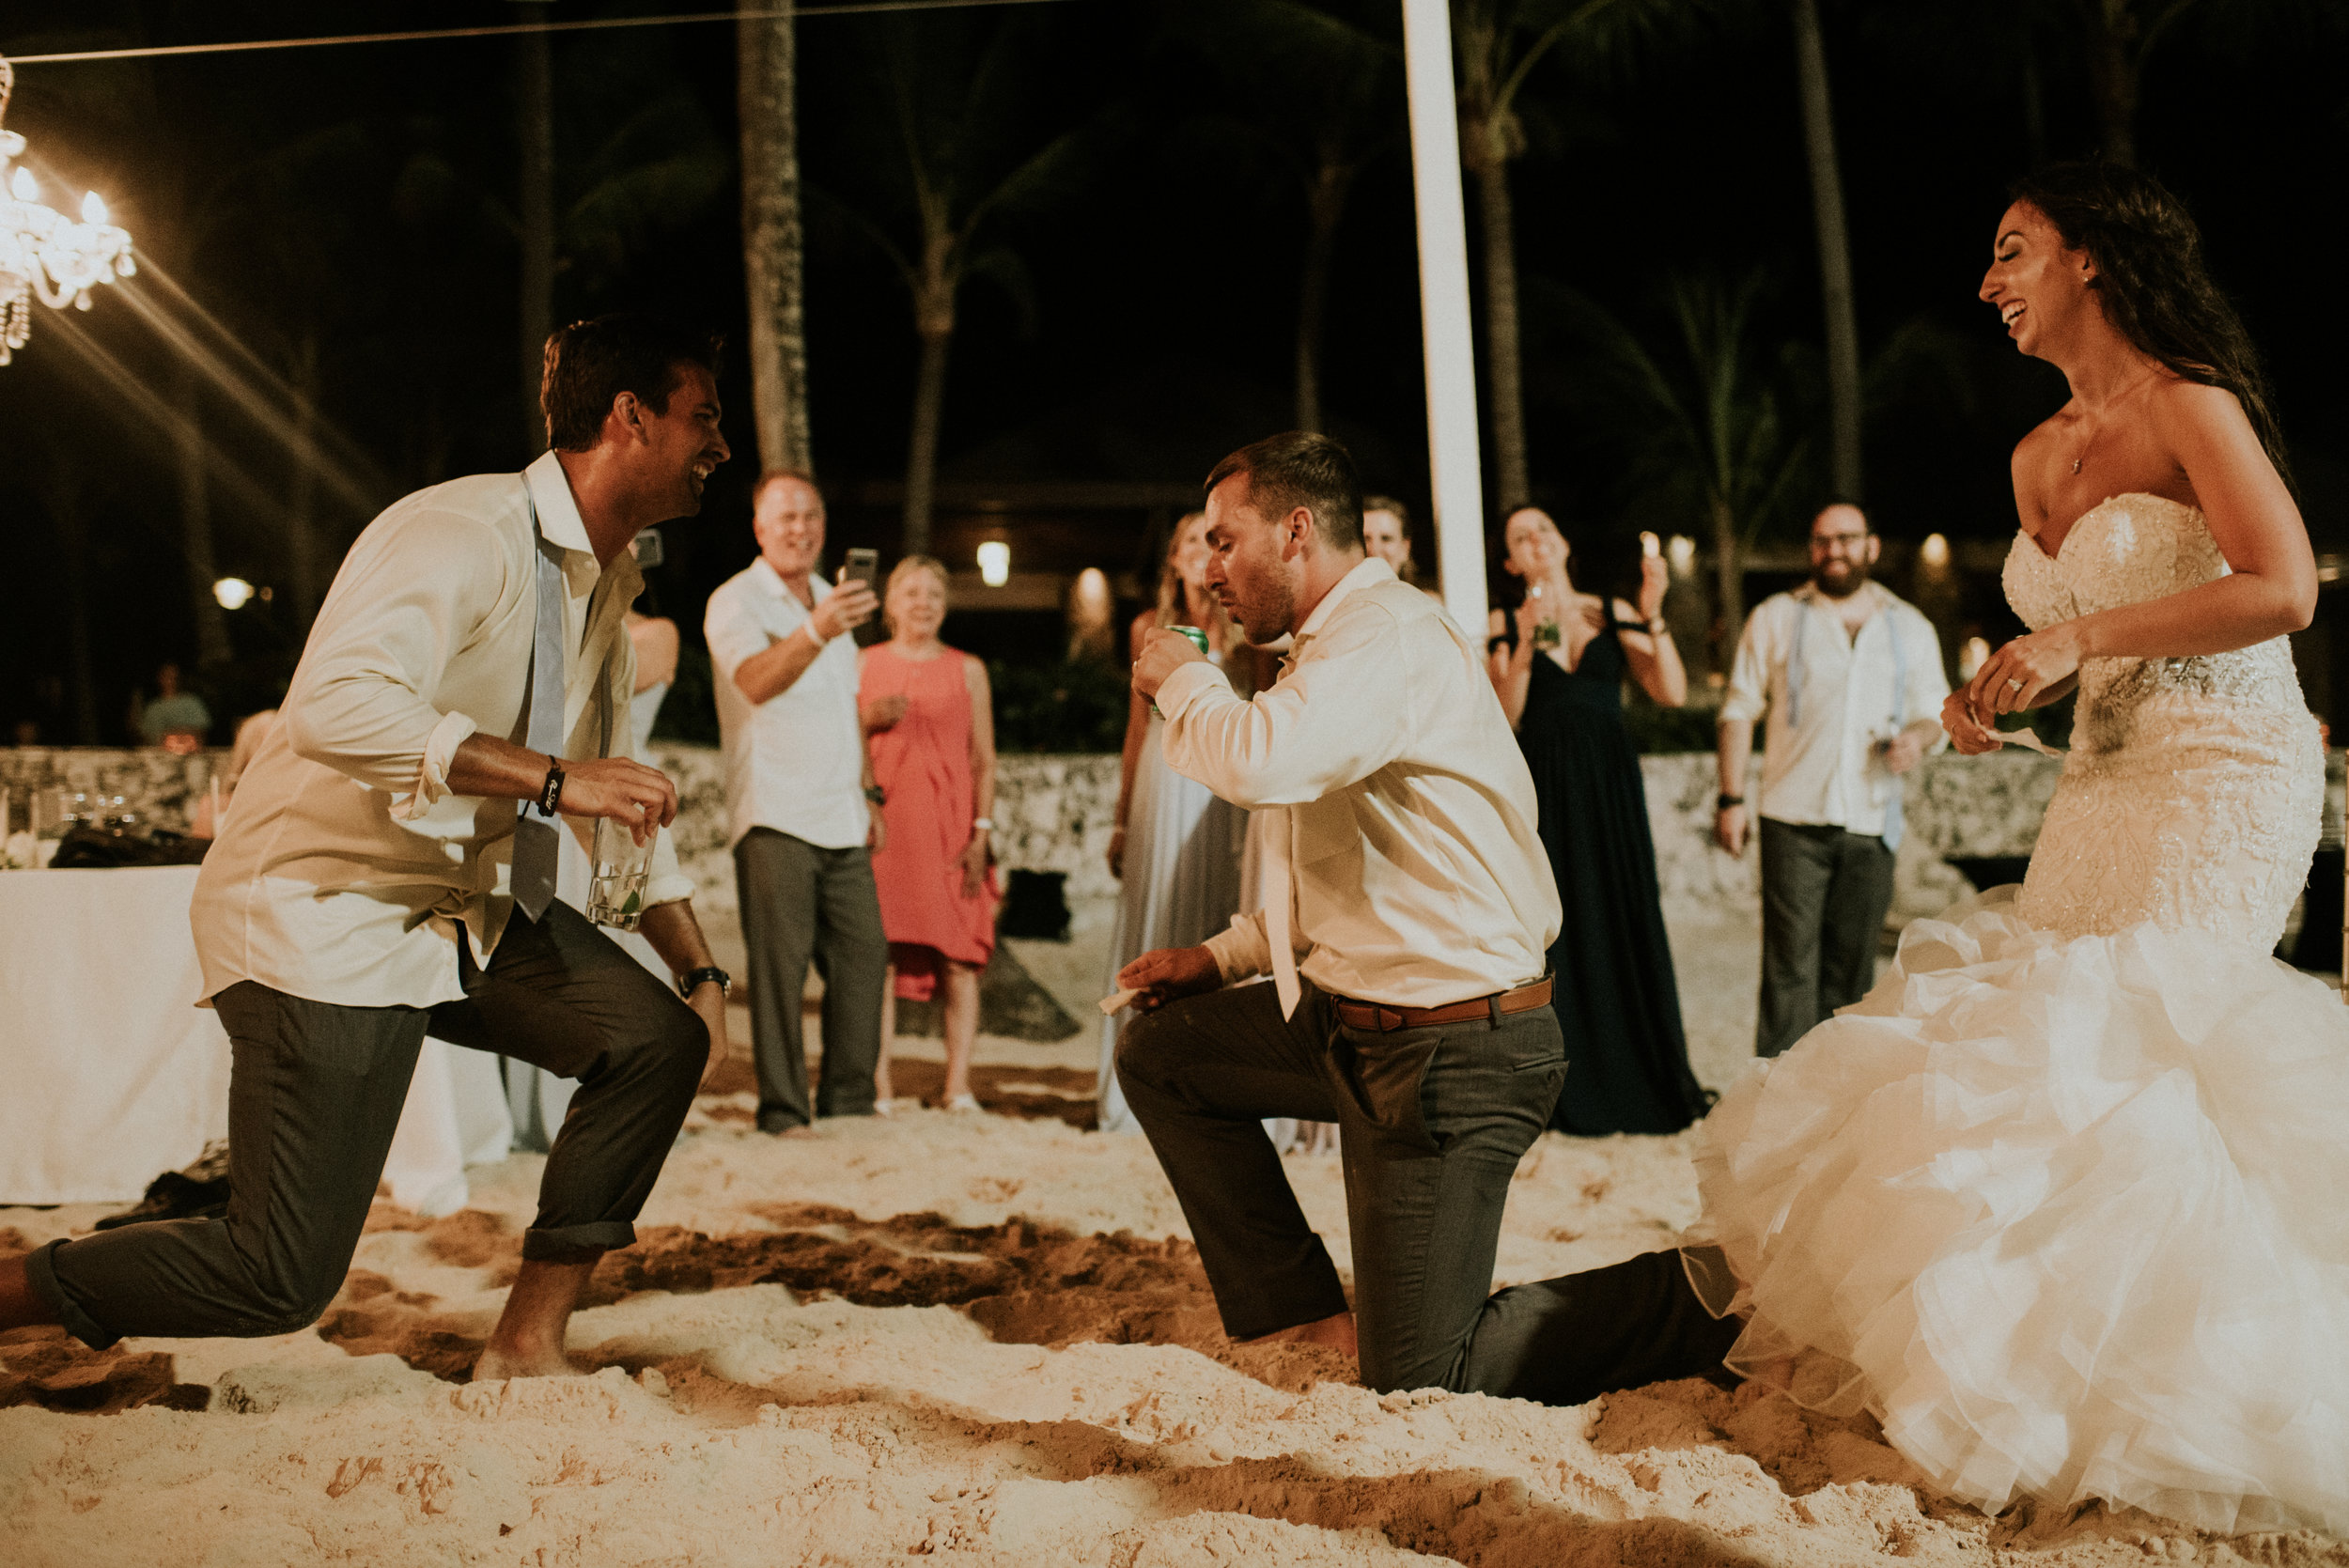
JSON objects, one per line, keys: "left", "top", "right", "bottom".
{"left": 972, "top": 816, "right": 994, "bottom": 831}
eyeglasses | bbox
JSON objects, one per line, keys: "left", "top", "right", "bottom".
{"left": 1810, "top": 532, "right": 1870, "bottom": 552}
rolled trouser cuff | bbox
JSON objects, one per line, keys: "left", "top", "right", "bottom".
{"left": 26, "top": 1238, "right": 121, "bottom": 1351}
{"left": 1212, "top": 1247, "right": 1350, "bottom": 1343}
{"left": 521, "top": 1220, "right": 636, "bottom": 1265}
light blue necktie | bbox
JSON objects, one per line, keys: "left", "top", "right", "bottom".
{"left": 510, "top": 488, "right": 568, "bottom": 922}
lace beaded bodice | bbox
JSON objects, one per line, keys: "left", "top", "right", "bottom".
{"left": 1999, "top": 493, "right": 2322, "bottom": 948}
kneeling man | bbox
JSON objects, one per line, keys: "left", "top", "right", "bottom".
{"left": 1120, "top": 432, "right": 1738, "bottom": 1400}
{"left": 1, "top": 314, "right": 737, "bottom": 1380}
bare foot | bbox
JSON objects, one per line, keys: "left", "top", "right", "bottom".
{"left": 1241, "top": 1309, "right": 1358, "bottom": 1358}
{"left": 471, "top": 1341, "right": 583, "bottom": 1381}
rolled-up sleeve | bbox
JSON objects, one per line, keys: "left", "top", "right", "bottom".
{"left": 704, "top": 581, "right": 771, "bottom": 691}
{"left": 282, "top": 507, "right": 509, "bottom": 814}
{"left": 1718, "top": 607, "right": 1776, "bottom": 724}
{"left": 1204, "top": 909, "right": 1273, "bottom": 984}
{"left": 1899, "top": 612, "right": 1952, "bottom": 726}
{"left": 1158, "top": 606, "right": 1412, "bottom": 809}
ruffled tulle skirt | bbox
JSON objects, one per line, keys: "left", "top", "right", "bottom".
{"left": 1689, "top": 890, "right": 2349, "bottom": 1536}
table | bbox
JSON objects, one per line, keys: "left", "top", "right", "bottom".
{"left": 0, "top": 865, "right": 498, "bottom": 1212}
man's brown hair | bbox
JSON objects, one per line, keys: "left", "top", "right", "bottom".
{"left": 1205, "top": 431, "right": 1363, "bottom": 551}
{"left": 540, "top": 314, "right": 724, "bottom": 453}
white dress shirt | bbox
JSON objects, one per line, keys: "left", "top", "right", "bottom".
{"left": 704, "top": 559, "right": 870, "bottom": 851}
{"left": 1719, "top": 582, "right": 1949, "bottom": 836}
{"left": 1157, "top": 556, "right": 1561, "bottom": 1011}
{"left": 192, "top": 451, "right": 692, "bottom": 1008}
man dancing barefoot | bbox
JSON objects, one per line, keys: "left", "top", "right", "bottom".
{"left": 1116, "top": 432, "right": 1740, "bottom": 1396}
{"left": 0, "top": 315, "right": 737, "bottom": 1381}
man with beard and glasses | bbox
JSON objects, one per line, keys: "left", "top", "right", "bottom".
{"left": 1715, "top": 503, "right": 1949, "bottom": 1058}
{"left": 1, "top": 314, "right": 736, "bottom": 1380}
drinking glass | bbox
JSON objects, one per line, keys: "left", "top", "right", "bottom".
{"left": 583, "top": 815, "right": 657, "bottom": 931}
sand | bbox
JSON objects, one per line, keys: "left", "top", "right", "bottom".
{"left": 5, "top": 1017, "right": 2343, "bottom": 1568}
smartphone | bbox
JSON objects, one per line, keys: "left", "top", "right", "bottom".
{"left": 842, "top": 547, "right": 879, "bottom": 592}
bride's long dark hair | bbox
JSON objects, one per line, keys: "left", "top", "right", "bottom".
{"left": 2010, "top": 161, "right": 2292, "bottom": 487}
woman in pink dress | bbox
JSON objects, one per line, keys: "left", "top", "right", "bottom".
{"left": 860, "top": 556, "right": 999, "bottom": 1110}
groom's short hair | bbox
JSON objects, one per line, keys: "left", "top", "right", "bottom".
{"left": 541, "top": 314, "right": 724, "bottom": 453}
{"left": 1206, "top": 431, "right": 1364, "bottom": 551}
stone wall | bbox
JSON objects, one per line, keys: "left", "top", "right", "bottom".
{"left": 5, "top": 743, "right": 2063, "bottom": 929}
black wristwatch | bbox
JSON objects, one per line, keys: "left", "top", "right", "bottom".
{"left": 677, "top": 965, "right": 731, "bottom": 1000}
{"left": 1717, "top": 793, "right": 1746, "bottom": 811}
{"left": 863, "top": 784, "right": 886, "bottom": 805}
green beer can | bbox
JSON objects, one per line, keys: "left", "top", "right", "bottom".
{"left": 1151, "top": 625, "right": 1212, "bottom": 717}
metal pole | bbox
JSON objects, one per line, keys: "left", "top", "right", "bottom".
{"left": 1400, "top": 0, "right": 1487, "bottom": 634}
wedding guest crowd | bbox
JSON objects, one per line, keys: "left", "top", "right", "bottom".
{"left": 1716, "top": 503, "right": 1948, "bottom": 1057}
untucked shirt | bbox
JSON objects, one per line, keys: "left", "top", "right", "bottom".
{"left": 191, "top": 450, "right": 692, "bottom": 1008}
{"left": 1157, "top": 556, "right": 1561, "bottom": 1009}
{"left": 704, "top": 559, "right": 870, "bottom": 850}
{"left": 1719, "top": 582, "right": 1950, "bottom": 835}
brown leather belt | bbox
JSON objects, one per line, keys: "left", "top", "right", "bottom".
{"left": 1332, "top": 975, "right": 1554, "bottom": 1033}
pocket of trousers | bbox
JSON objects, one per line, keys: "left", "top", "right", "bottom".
{"left": 1329, "top": 1028, "right": 1444, "bottom": 1156}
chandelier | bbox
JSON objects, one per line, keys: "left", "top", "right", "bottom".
{"left": 0, "top": 57, "right": 136, "bottom": 366}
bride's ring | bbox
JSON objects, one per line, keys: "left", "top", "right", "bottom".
{"left": 2006, "top": 677, "right": 2026, "bottom": 693}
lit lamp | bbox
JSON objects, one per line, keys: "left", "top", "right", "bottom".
{"left": 0, "top": 59, "right": 137, "bottom": 366}
{"left": 213, "top": 577, "right": 257, "bottom": 611}
{"left": 1666, "top": 535, "right": 1696, "bottom": 576}
{"left": 1958, "top": 636, "right": 1990, "bottom": 681}
{"left": 975, "top": 539, "right": 1010, "bottom": 588}
{"left": 1921, "top": 533, "right": 1952, "bottom": 571}
{"left": 1066, "top": 567, "right": 1112, "bottom": 661}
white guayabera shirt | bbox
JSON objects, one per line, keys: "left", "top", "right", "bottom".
{"left": 1719, "top": 582, "right": 1951, "bottom": 842}
{"left": 1156, "top": 556, "right": 1562, "bottom": 1013}
{"left": 703, "top": 559, "right": 870, "bottom": 852}
{"left": 192, "top": 450, "right": 693, "bottom": 1009}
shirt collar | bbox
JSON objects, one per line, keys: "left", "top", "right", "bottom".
{"left": 522, "top": 450, "right": 595, "bottom": 558}
{"left": 749, "top": 555, "right": 828, "bottom": 602}
{"left": 1294, "top": 555, "right": 1394, "bottom": 644}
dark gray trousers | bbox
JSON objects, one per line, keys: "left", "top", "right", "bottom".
{"left": 1117, "top": 980, "right": 1740, "bottom": 1398}
{"left": 28, "top": 900, "right": 707, "bottom": 1350}
{"left": 1756, "top": 816, "right": 1897, "bottom": 1059}
{"left": 734, "top": 828, "right": 888, "bottom": 1130}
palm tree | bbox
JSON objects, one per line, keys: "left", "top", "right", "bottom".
{"left": 739, "top": 0, "right": 814, "bottom": 474}
{"left": 1160, "top": 1, "right": 1401, "bottom": 433}
{"left": 1558, "top": 272, "right": 1814, "bottom": 657}
{"left": 1788, "top": 0, "right": 1861, "bottom": 502}
{"left": 1452, "top": 0, "right": 1697, "bottom": 513}
{"left": 828, "top": 16, "right": 1105, "bottom": 554}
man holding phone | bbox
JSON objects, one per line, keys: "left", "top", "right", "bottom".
{"left": 706, "top": 472, "right": 892, "bottom": 1129}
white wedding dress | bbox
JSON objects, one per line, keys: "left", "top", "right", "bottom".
{"left": 1693, "top": 494, "right": 2348, "bottom": 1535}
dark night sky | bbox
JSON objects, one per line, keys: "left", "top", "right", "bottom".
{"left": 2, "top": 0, "right": 2344, "bottom": 739}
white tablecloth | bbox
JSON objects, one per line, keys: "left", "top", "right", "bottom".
{"left": 0, "top": 867, "right": 233, "bottom": 1204}
{"left": 0, "top": 865, "right": 506, "bottom": 1211}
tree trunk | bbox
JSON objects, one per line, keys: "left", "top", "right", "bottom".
{"left": 174, "top": 362, "right": 232, "bottom": 672}
{"left": 1293, "top": 156, "right": 1348, "bottom": 434}
{"left": 1711, "top": 494, "right": 1743, "bottom": 673}
{"left": 1470, "top": 157, "right": 1529, "bottom": 512}
{"left": 517, "top": 23, "right": 555, "bottom": 459}
{"left": 739, "top": 0, "right": 814, "bottom": 474}
{"left": 286, "top": 332, "right": 322, "bottom": 631}
{"left": 1790, "top": 0, "right": 1863, "bottom": 504}
{"left": 2077, "top": 0, "right": 2139, "bottom": 165}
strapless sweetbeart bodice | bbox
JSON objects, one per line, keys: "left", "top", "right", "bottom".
{"left": 1999, "top": 493, "right": 2321, "bottom": 949}
{"left": 2002, "top": 494, "right": 2308, "bottom": 752}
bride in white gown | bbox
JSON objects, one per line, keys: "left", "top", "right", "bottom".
{"left": 1688, "top": 163, "right": 2347, "bottom": 1535}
